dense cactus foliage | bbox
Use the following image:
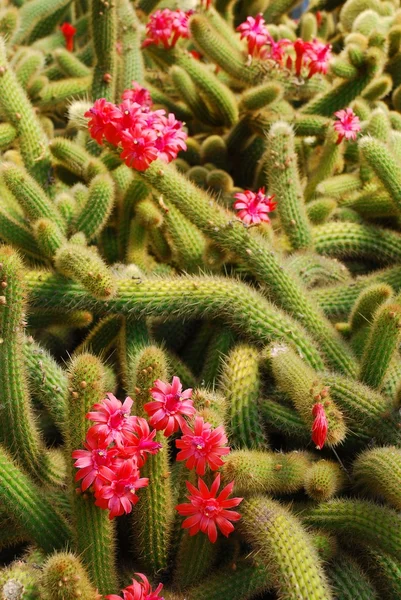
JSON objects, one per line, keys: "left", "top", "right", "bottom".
{"left": 4, "top": 0, "right": 401, "bottom": 598}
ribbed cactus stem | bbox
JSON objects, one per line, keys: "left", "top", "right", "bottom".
{"left": 359, "top": 304, "right": 401, "bottom": 389}
{"left": 268, "top": 343, "right": 346, "bottom": 446}
{"left": 353, "top": 446, "right": 401, "bottom": 510}
{"left": 219, "top": 344, "right": 267, "bottom": 449}
{"left": 241, "top": 496, "right": 333, "bottom": 600}
{"left": 91, "top": 0, "right": 117, "bottom": 101}
{"left": 130, "top": 345, "right": 173, "bottom": 574}
{"left": 41, "top": 553, "right": 100, "bottom": 600}
{"left": 65, "top": 353, "right": 118, "bottom": 595}
{"left": 0, "top": 446, "right": 71, "bottom": 553}
{"left": 139, "top": 160, "right": 356, "bottom": 376}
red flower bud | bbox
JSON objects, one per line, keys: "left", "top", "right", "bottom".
{"left": 311, "top": 403, "right": 328, "bottom": 450}
{"left": 60, "top": 22, "right": 77, "bottom": 52}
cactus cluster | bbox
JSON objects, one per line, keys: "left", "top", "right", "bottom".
{"left": 3, "top": 0, "right": 401, "bottom": 598}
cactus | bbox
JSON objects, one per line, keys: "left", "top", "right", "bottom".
{"left": 2, "top": 1, "right": 401, "bottom": 597}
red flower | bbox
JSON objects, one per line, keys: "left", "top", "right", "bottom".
{"left": 176, "top": 474, "right": 243, "bottom": 543}
{"left": 72, "top": 428, "right": 118, "bottom": 492}
{"left": 122, "top": 82, "right": 153, "bottom": 108}
{"left": 233, "top": 188, "right": 277, "bottom": 225}
{"left": 95, "top": 459, "right": 149, "bottom": 519}
{"left": 304, "top": 39, "right": 331, "bottom": 78}
{"left": 106, "top": 573, "right": 164, "bottom": 600}
{"left": 293, "top": 39, "right": 307, "bottom": 76}
{"left": 237, "top": 14, "right": 269, "bottom": 57}
{"left": 119, "top": 125, "right": 159, "bottom": 171}
{"left": 85, "top": 98, "right": 122, "bottom": 146}
{"left": 333, "top": 108, "right": 361, "bottom": 144}
{"left": 176, "top": 416, "right": 230, "bottom": 476}
{"left": 144, "top": 376, "right": 195, "bottom": 437}
{"left": 86, "top": 393, "right": 136, "bottom": 446}
{"left": 311, "top": 403, "right": 328, "bottom": 450}
{"left": 60, "top": 22, "right": 76, "bottom": 52}
{"left": 117, "top": 417, "right": 162, "bottom": 468}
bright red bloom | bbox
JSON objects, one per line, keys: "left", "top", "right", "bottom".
{"left": 72, "top": 428, "right": 118, "bottom": 492}
{"left": 117, "top": 417, "right": 162, "bottom": 468}
{"left": 304, "top": 39, "right": 331, "bottom": 78}
{"left": 95, "top": 459, "right": 149, "bottom": 519}
{"left": 106, "top": 573, "right": 164, "bottom": 600}
{"left": 311, "top": 403, "right": 328, "bottom": 450}
{"left": 60, "top": 22, "right": 76, "bottom": 52}
{"left": 119, "top": 125, "right": 159, "bottom": 171}
{"left": 233, "top": 187, "right": 277, "bottom": 225}
{"left": 293, "top": 38, "right": 307, "bottom": 76}
{"left": 86, "top": 393, "right": 136, "bottom": 446}
{"left": 237, "top": 14, "right": 269, "bottom": 57}
{"left": 144, "top": 376, "right": 195, "bottom": 437}
{"left": 122, "top": 82, "right": 153, "bottom": 107}
{"left": 85, "top": 98, "right": 122, "bottom": 146}
{"left": 333, "top": 108, "right": 361, "bottom": 144}
{"left": 176, "top": 474, "right": 243, "bottom": 543}
{"left": 143, "top": 9, "right": 191, "bottom": 49}
{"left": 176, "top": 416, "right": 230, "bottom": 476}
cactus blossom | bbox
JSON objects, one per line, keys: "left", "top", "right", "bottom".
{"left": 175, "top": 416, "right": 230, "bottom": 475}
{"left": 144, "top": 376, "right": 195, "bottom": 436}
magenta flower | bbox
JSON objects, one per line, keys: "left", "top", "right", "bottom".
{"left": 86, "top": 393, "right": 136, "bottom": 446}
{"left": 95, "top": 459, "right": 149, "bottom": 519}
{"left": 176, "top": 474, "right": 243, "bottom": 543}
{"left": 122, "top": 82, "right": 153, "bottom": 107}
{"left": 85, "top": 98, "right": 122, "bottom": 145}
{"left": 117, "top": 417, "right": 162, "bottom": 468}
{"left": 233, "top": 188, "right": 277, "bottom": 225}
{"left": 176, "top": 416, "right": 230, "bottom": 476}
{"left": 144, "top": 376, "right": 195, "bottom": 437}
{"left": 154, "top": 113, "right": 188, "bottom": 163}
{"left": 72, "top": 428, "right": 118, "bottom": 492}
{"left": 304, "top": 39, "right": 331, "bottom": 78}
{"left": 311, "top": 403, "right": 328, "bottom": 450}
{"left": 261, "top": 36, "right": 291, "bottom": 64}
{"left": 333, "top": 108, "right": 361, "bottom": 144}
{"left": 119, "top": 125, "right": 159, "bottom": 171}
{"left": 143, "top": 9, "right": 190, "bottom": 49}
{"left": 106, "top": 573, "right": 164, "bottom": 600}
{"left": 237, "top": 13, "right": 269, "bottom": 57}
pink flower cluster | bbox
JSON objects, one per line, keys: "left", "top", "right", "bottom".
{"left": 85, "top": 82, "right": 187, "bottom": 171}
{"left": 333, "top": 108, "right": 361, "bottom": 144}
{"left": 106, "top": 572, "right": 164, "bottom": 600}
{"left": 72, "top": 394, "right": 161, "bottom": 519}
{"left": 237, "top": 13, "right": 331, "bottom": 78}
{"left": 233, "top": 188, "right": 277, "bottom": 226}
{"left": 73, "top": 376, "right": 242, "bottom": 545}
{"left": 142, "top": 9, "right": 192, "bottom": 49}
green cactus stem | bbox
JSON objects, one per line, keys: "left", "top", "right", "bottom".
{"left": 65, "top": 353, "right": 118, "bottom": 595}
{"left": 327, "top": 554, "right": 378, "bottom": 600}
{"left": 41, "top": 553, "right": 100, "bottom": 600}
{"left": 242, "top": 495, "right": 333, "bottom": 600}
{"left": 353, "top": 446, "right": 401, "bottom": 510}
{"left": 304, "top": 460, "right": 346, "bottom": 502}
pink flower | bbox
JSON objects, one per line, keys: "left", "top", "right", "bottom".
{"left": 304, "top": 39, "right": 331, "bottom": 78}
{"left": 72, "top": 428, "right": 118, "bottom": 492}
{"left": 154, "top": 113, "right": 187, "bottom": 163}
{"left": 60, "top": 22, "right": 76, "bottom": 52}
{"left": 237, "top": 14, "right": 269, "bottom": 57}
{"left": 85, "top": 98, "right": 122, "bottom": 146}
{"left": 233, "top": 188, "right": 277, "bottom": 225}
{"left": 333, "top": 108, "right": 361, "bottom": 144}
{"left": 176, "top": 474, "right": 243, "bottom": 543}
{"left": 176, "top": 416, "right": 230, "bottom": 476}
{"left": 106, "top": 573, "right": 164, "bottom": 600}
{"left": 261, "top": 37, "right": 291, "bottom": 64}
{"left": 119, "top": 125, "right": 159, "bottom": 171}
{"left": 311, "top": 403, "right": 328, "bottom": 450}
{"left": 122, "top": 82, "right": 153, "bottom": 108}
{"left": 143, "top": 9, "right": 190, "bottom": 49}
{"left": 86, "top": 393, "right": 136, "bottom": 446}
{"left": 95, "top": 459, "right": 149, "bottom": 519}
{"left": 117, "top": 417, "right": 162, "bottom": 468}
{"left": 144, "top": 376, "right": 195, "bottom": 437}
{"left": 119, "top": 99, "right": 149, "bottom": 130}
